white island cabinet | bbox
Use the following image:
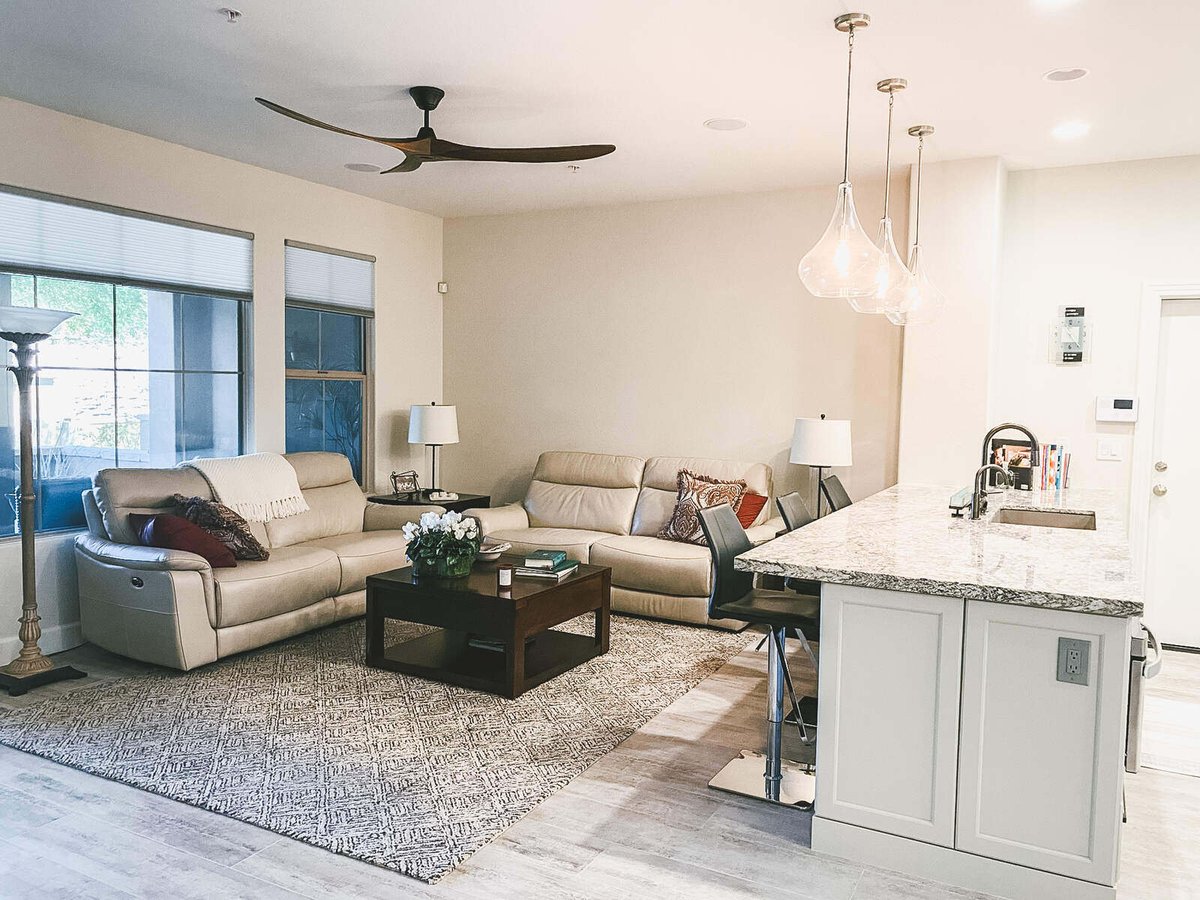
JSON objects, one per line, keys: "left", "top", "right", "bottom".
{"left": 736, "top": 485, "right": 1143, "bottom": 900}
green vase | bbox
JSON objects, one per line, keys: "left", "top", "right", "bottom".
{"left": 414, "top": 553, "right": 475, "bottom": 579}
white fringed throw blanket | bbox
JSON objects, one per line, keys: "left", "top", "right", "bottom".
{"left": 186, "top": 453, "right": 310, "bottom": 523}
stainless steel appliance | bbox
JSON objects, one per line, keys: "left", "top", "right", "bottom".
{"left": 1125, "top": 624, "right": 1162, "bottom": 774}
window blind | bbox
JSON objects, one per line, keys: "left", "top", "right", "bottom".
{"left": 285, "top": 241, "right": 375, "bottom": 313}
{"left": 0, "top": 185, "right": 252, "bottom": 295}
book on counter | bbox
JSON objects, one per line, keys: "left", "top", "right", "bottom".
{"left": 523, "top": 549, "right": 568, "bottom": 569}
{"left": 515, "top": 557, "right": 579, "bottom": 581}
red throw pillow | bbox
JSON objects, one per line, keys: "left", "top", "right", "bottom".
{"left": 128, "top": 513, "right": 237, "bottom": 568}
{"left": 735, "top": 493, "right": 768, "bottom": 529}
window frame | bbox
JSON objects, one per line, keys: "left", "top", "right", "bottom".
{"left": 283, "top": 298, "right": 375, "bottom": 489}
{"left": 0, "top": 266, "right": 251, "bottom": 537}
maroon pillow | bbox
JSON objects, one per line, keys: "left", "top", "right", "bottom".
{"left": 735, "top": 493, "right": 768, "bottom": 529}
{"left": 128, "top": 513, "right": 237, "bottom": 568}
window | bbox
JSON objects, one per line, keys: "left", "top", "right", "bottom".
{"left": 0, "top": 185, "right": 252, "bottom": 535}
{"left": 284, "top": 243, "right": 374, "bottom": 485}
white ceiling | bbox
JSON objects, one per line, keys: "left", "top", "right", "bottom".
{"left": 0, "top": 0, "right": 1194, "bottom": 218}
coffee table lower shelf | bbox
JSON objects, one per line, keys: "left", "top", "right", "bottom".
{"left": 371, "top": 628, "right": 603, "bottom": 698}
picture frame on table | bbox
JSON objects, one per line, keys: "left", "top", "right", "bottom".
{"left": 390, "top": 470, "right": 421, "bottom": 498}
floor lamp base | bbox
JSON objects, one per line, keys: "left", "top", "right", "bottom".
{"left": 0, "top": 664, "right": 87, "bottom": 697}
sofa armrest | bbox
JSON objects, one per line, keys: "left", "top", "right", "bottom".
{"left": 363, "top": 502, "right": 446, "bottom": 532}
{"left": 75, "top": 532, "right": 213, "bottom": 573}
{"left": 470, "top": 503, "right": 530, "bottom": 536}
{"left": 745, "top": 517, "right": 786, "bottom": 546}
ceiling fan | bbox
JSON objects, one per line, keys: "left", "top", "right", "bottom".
{"left": 254, "top": 86, "right": 616, "bottom": 173}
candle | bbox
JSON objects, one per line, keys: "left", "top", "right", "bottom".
{"left": 497, "top": 564, "right": 514, "bottom": 589}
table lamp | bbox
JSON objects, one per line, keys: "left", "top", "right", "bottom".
{"left": 0, "top": 306, "right": 87, "bottom": 695}
{"left": 408, "top": 402, "right": 459, "bottom": 492}
{"left": 790, "top": 414, "right": 853, "bottom": 518}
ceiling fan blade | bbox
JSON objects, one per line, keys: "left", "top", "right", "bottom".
{"left": 380, "top": 156, "right": 423, "bottom": 174}
{"left": 431, "top": 139, "right": 616, "bottom": 164}
{"left": 255, "top": 98, "right": 413, "bottom": 146}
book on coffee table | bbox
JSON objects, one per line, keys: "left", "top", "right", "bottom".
{"left": 523, "top": 549, "right": 568, "bottom": 569}
{"left": 515, "top": 559, "right": 579, "bottom": 581}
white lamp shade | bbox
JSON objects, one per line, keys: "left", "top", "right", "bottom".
{"left": 0, "top": 307, "right": 77, "bottom": 337}
{"left": 790, "top": 417, "right": 853, "bottom": 467}
{"left": 408, "top": 404, "right": 459, "bottom": 446}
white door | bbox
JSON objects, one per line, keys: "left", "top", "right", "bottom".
{"left": 1147, "top": 299, "right": 1200, "bottom": 649}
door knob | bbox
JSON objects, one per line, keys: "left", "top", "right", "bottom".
{"left": 1154, "top": 461, "right": 1168, "bottom": 472}
{"left": 1153, "top": 484, "right": 1168, "bottom": 497}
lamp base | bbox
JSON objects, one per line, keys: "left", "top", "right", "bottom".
{"left": 0, "top": 664, "right": 87, "bottom": 697}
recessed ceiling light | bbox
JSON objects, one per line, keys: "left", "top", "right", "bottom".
{"left": 703, "top": 118, "right": 748, "bottom": 131}
{"left": 218, "top": 7, "right": 242, "bottom": 24}
{"left": 565, "top": 164, "right": 581, "bottom": 173}
{"left": 344, "top": 163, "right": 382, "bottom": 173}
{"left": 1043, "top": 67, "right": 1089, "bottom": 83}
{"left": 1051, "top": 120, "right": 1090, "bottom": 141}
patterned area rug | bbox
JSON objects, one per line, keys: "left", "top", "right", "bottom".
{"left": 0, "top": 615, "right": 750, "bottom": 883}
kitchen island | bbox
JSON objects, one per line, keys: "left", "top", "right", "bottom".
{"left": 736, "top": 484, "right": 1143, "bottom": 900}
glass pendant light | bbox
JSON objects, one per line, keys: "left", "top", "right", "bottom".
{"left": 799, "top": 13, "right": 882, "bottom": 301}
{"left": 850, "top": 77, "right": 911, "bottom": 314}
{"left": 886, "top": 124, "right": 946, "bottom": 325}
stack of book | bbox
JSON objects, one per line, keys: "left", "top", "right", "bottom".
{"left": 1039, "top": 442, "right": 1072, "bottom": 490}
{"left": 516, "top": 549, "right": 579, "bottom": 582}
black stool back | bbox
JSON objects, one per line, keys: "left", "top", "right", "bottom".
{"left": 698, "top": 503, "right": 754, "bottom": 619}
{"left": 776, "top": 492, "right": 814, "bottom": 532}
{"left": 820, "top": 475, "right": 853, "bottom": 513}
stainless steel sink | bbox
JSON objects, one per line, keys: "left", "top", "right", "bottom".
{"left": 991, "top": 508, "right": 1097, "bottom": 530}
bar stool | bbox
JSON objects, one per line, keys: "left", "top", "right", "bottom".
{"left": 820, "top": 474, "right": 853, "bottom": 513}
{"left": 776, "top": 491, "right": 815, "bottom": 531}
{"left": 699, "top": 503, "right": 819, "bottom": 807}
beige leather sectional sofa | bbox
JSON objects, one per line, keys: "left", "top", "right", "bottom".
{"left": 472, "top": 451, "right": 784, "bottom": 628}
{"left": 74, "top": 452, "right": 439, "bottom": 671}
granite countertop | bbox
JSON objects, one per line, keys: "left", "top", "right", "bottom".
{"left": 736, "top": 484, "right": 1142, "bottom": 617}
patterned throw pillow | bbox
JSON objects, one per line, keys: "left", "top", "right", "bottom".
{"left": 657, "top": 470, "right": 747, "bottom": 545}
{"left": 173, "top": 494, "right": 270, "bottom": 561}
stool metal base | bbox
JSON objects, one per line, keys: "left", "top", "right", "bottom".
{"left": 709, "top": 750, "right": 816, "bottom": 809}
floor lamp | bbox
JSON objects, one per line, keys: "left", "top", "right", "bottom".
{"left": 0, "top": 307, "right": 87, "bottom": 696}
{"left": 790, "top": 415, "right": 853, "bottom": 518}
{"left": 408, "top": 402, "right": 459, "bottom": 493}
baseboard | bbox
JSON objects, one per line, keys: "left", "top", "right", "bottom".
{"left": 0, "top": 621, "right": 84, "bottom": 662}
{"left": 811, "top": 816, "right": 1115, "bottom": 900}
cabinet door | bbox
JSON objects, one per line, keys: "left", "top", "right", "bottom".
{"left": 956, "top": 602, "right": 1130, "bottom": 885}
{"left": 816, "top": 584, "right": 964, "bottom": 846}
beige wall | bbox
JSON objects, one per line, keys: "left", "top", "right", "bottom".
{"left": 0, "top": 96, "right": 444, "bottom": 658}
{"left": 441, "top": 179, "right": 906, "bottom": 508}
{"left": 995, "top": 155, "right": 1200, "bottom": 521}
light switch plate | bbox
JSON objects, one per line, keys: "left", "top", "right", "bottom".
{"left": 1096, "top": 437, "right": 1124, "bottom": 462}
{"left": 1057, "top": 637, "right": 1090, "bottom": 686}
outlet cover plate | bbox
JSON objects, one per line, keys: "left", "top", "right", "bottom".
{"left": 1057, "top": 637, "right": 1090, "bottom": 686}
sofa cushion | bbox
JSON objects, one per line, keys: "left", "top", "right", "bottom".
{"left": 211, "top": 545, "right": 341, "bottom": 627}
{"left": 128, "top": 513, "right": 236, "bottom": 568}
{"left": 305, "top": 530, "right": 410, "bottom": 594}
{"left": 590, "top": 535, "right": 712, "bottom": 597}
{"left": 92, "top": 466, "right": 213, "bottom": 545}
{"left": 174, "top": 494, "right": 270, "bottom": 561}
{"left": 485, "top": 527, "right": 614, "bottom": 563}
{"left": 658, "top": 470, "right": 746, "bottom": 545}
{"left": 265, "top": 479, "right": 367, "bottom": 548}
{"left": 523, "top": 451, "right": 645, "bottom": 535}
{"left": 633, "top": 456, "right": 774, "bottom": 536}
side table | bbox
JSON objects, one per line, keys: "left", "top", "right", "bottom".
{"left": 367, "top": 491, "right": 490, "bottom": 514}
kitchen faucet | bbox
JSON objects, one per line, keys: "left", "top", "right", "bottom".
{"left": 971, "top": 465, "right": 1011, "bottom": 519}
{"left": 980, "top": 422, "right": 1041, "bottom": 471}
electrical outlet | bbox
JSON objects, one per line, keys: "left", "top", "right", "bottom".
{"left": 1057, "top": 637, "right": 1090, "bottom": 686}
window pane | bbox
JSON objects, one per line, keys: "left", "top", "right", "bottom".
{"left": 181, "top": 294, "right": 241, "bottom": 372}
{"left": 115, "top": 286, "right": 174, "bottom": 371}
{"left": 285, "top": 379, "right": 324, "bottom": 452}
{"left": 319, "top": 311, "right": 363, "bottom": 372}
{"left": 0, "top": 271, "right": 35, "bottom": 308}
{"left": 325, "top": 379, "right": 363, "bottom": 481}
{"left": 35, "top": 369, "right": 116, "bottom": 530}
{"left": 285, "top": 307, "right": 319, "bottom": 370}
{"left": 116, "top": 371, "right": 179, "bottom": 468}
{"left": 180, "top": 373, "right": 240, "bottom": 460}
{"left": 36, "top": 277, "right": 115, "bottom": 370}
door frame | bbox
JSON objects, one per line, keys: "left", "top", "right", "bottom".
{"left": 1131, "top": 281, "right": 1200, "bottom": 580}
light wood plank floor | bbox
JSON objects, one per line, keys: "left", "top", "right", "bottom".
{"left": 0, "top": 638, "right": 1196, "bottom": 899}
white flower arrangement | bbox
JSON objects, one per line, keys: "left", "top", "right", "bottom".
{"left": 403, "top": 510, "right": 481, "bottom": 575}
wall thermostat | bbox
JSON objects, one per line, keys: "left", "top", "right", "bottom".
{"left": 1095, "top": 395, "right": 1138, "bottom": 423}
{"left": 1049, "top": 305, "right": 1091, "bottom": 365}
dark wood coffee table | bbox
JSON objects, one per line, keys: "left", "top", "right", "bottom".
{"left": 365, "top": 556, "right": 611, "bottom": 699}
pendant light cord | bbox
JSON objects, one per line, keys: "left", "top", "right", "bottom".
{"left": 842, "top": 26, "right": 855, "bottom": 184}
{"left": 882, "top": 91, "right": 894, "bottom": 217}
{"left": 913, "top": 133, "right": 924, "bottom": 248}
